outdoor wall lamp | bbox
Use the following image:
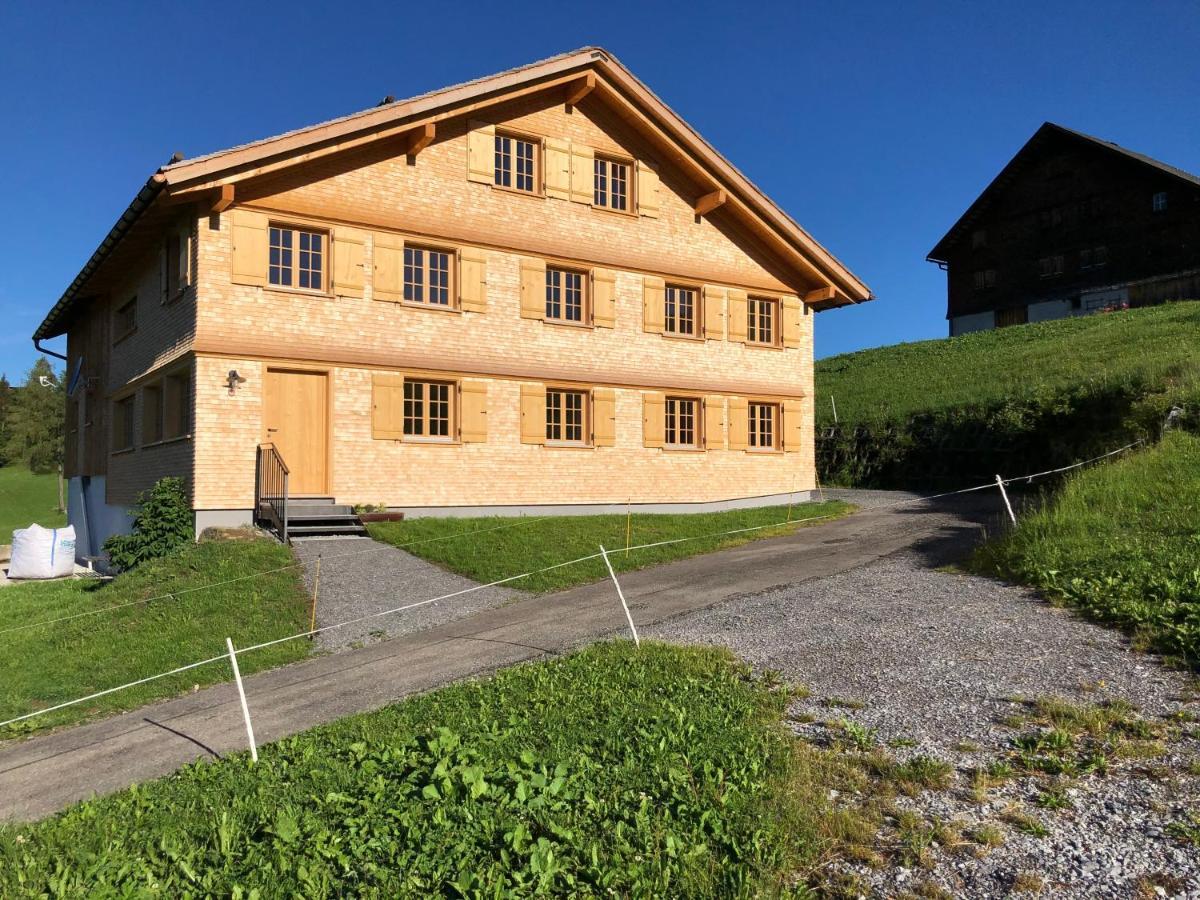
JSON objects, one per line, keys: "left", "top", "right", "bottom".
{"left": 226, "top": 370, "right": 247, "bottom": 395}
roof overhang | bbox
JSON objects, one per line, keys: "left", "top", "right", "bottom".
{"left": 35, "top": 47, "right": 871, "bottom": 341}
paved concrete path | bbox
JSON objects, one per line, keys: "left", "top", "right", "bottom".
{"left": 291, "top": 536, "right": 525, "bottom": 652}
{"left": 0, "top": 493, "right": 998, "bottom": 822}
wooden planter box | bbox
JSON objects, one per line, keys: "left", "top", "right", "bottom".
{"left": 357, "top": 511, "right": 406, "bottom": 523}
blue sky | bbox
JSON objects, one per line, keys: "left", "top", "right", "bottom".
{"left": 1, "top": 0, "right": 1197, "bottom": 379}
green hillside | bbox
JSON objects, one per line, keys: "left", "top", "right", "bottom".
{"left": 814, "top": 303, "right": 1200, "bottom": 488}
{"left": 816, "top": 302, "right": 1200, "bottom": 426}
{"left": 0, "top": 466, "right": 66, "bottom": 541}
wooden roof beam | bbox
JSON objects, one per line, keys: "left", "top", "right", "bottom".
{"left": 565, "top": 72, "right": 596, "bottom": 109}
{"left": 210, "top": 183, "right": 234, "bottom": 214}
{"left": 694, "top": 188, "right": 726, "bottom": 217}
{"left": 405, "top": 122, "right": 436, "bottom": 158}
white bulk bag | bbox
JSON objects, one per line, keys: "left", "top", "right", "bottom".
{"left": 8, "top": 524, "right": 76, "bottom": 579}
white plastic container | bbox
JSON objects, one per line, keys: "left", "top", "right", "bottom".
{"left": 7, "top": 524, "right": 76, "bottom": 579}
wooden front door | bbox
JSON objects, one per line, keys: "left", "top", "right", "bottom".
{"left": 263, "top": 369, "right": 329, "bottom": 495}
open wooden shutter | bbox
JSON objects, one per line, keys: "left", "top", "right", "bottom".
{"left": 373, "top": 232, "right": 404, "bottom": 302}
{"left": 519, "top": 258, "right": 546, "bottom": 319}
{"left": 642, "top": 392, "right": 665, "bottom": 448}
{"left": 727, "top": 289, "right": 748, "bottom": 343}
{"left": 230, "top": 209, "right": 268, "bottom": 286}
{"left": 782, "top": 295, "right": 803, "bottom": 348}
{"left": 459, "top": 247, "right": 488, "bottom": 313}
{"left": 703, "top": 285, "right": 726, "bottom": 340}
{"left": 592, "top": 268, "right": 617, "bottom": 328}
{"left": 520, "top": 383, "right": 546, "bottom": 444}
{"left": 728, "top": 397, "right": 748, "bottom": 450}
{"left": 704, "top": 396, "right": 726, "bottom": 450}
{"left": 642, "top": 275, "right": 665, "bottom": 333}
{"left": 593, "top": 388, "right": 616, "bottom": 446}
{"left": 467, "top": 120, "right": 495, "bottom": 184}
{"left": 372, "top": 373, "right": 405, "bottom": 440}
{"left": 460, "top": 380, "right": 488, "bottom": 443}
{"left": 332, "top": 226, "right": 367, "bottom": 298}
{"left": 570, "top": 143, "right": 594, "bottom": 204}
{"left": 783, "top": 399, "right": 804, "bottom": 452}
{"left": 545, "top": 137, "right": 572, "bottom": 200}
{"left": 637, "top": 160, "right": 661, "bottom": 218}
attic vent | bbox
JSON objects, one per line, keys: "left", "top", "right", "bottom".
{"left": 377, "top": 95, "right": 396, "bottom": 106}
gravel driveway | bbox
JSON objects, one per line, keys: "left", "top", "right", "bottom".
{"left": 291, "top": 537, "right": 525, "bottom": 652}
{"left": 649, "top": 550, "right": 1200, "bottom": 898}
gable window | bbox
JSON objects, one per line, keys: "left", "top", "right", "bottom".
{"left": 664, "top": 285, "right": 697, "bottom": 337}
{"left": 1038, "top": 255, "right": 1064, "bottom": 278}
{"left": 113, "top": 296, "right": 137, "bottom": 343}
{"left": 1152, "top": 191, "right": 1168, "bottom": 212}
{"left": 269, "top": 225, "right": 325, "bottom": 291}
{"left": 495, "top": 133, "right": 537, "bottom": 193}
{"left": 546, "top": 388, "right": 588, "bottom": 444}
{"left": 593, "top": 156, "right": 630, "bottom": 211}
{"left": 545, "top": 266, "right": 586, "bottom": 323}
{"left": 973, "top": 269, "right": 997, "bottom": 290}
{"left": 404, "top": 246, "right": 453, "bottom": 306}
{"left": 112, "top": 395, "right": 135, "bottom": 451}
{"left": 747, "top": 297, "right": 779, "bottom": 345}
{"left": 971, "top": 228, "right": 988, "bottom": 248}
{"left": 748, "top": 402, "right": 778, "bottom": 451}
{"left": 403, "top": 380, "right": 454, "bottom": 440}
{"left": 664, "top": 397, "right": 699, "bottom": 448}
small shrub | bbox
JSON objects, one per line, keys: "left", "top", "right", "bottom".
{"left": 103, "top": 477, "right": 193, "bottom": 572}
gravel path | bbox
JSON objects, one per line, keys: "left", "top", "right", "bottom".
{"left": 648, "top": 551, "right": 1200, "bottom": 898}
{"left": 291, "top": 537, "right": 525, "bottom": 652}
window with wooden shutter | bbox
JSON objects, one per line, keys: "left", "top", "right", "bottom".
{"left": 783, "top": 399, "right": 803, "bottom": 452}
{"left": 636, "top": 160, "right": 661, "bottom": 218}
{"left": 230, "top": 208, "right": 269, "bottom": 286}
{"left": 702, "top": 285, "right": 726, "bottom": 340}
{"left": 544, "top": 137, "right": 572, "bottom": 200}
{"left": 460, "top": 380, "right": 488, "bottom": 443}
{"left": 748, "top": 402, "right": 779, "bottom": 450}
{"left": 459, "top": 247, "right": 488, "bottom": 313}
{"left": 593, "top": 388, "right": 616, "bottom": 446}
{"left": 113, "top": 296, "right": 137, "bottom": 344}
{"left": 163, "top": 221, "right": 191, "bottom": 303}
{"left": 373, "top": 232, "right": 404, "bottom": 302}
{"left": 467, "top": 120, "right": 495, "bottom": 184}
{"left": 545, "top": 388, "right": 589, "bottom": 444}
{"left": 664, "top": 284, "right": 698, "bottom": 337}
{"left": 403, "top": 380, "right": 455, "bottom": 441}
{"left": 747, "top": 297, "right": 780, "bottom": 346}
{"left": 664, "top": 396, "right": 700, "bottom": 448}
{"left": 372, "top": 373, "right": 405, "bottom": 440}
{"left": 704, "top": 396, "right": 725, "bottom": 449}
{"left": 268, "top": 224, "right": 327, "bottom": 292}
{"left": 520, "top": 258, "right": 547, "bottom": 319}
{"left": 332, "top": 227, "right": 367, "bottom": 298}
{"left": 494, "top": 132, "right": 539, "bottom": 194}
{"left": 782, "top": 295, "right": 803, "bottom": 348}
{"left": 642, "top": 276, "right": 665, "bottom": 333}
{"left": 545, "top": 267, "right": 587, "bottom": 324}
{"left": 403, "top": 245, "right": 454, "bottom": 306}
{"left": 569, "top": 143, "right": 594, "bottom": 203}
{"left": 592, "top": 268, "right": 616, "bottom": 328}
{"left": 727, "top": 397, "right": 748, "bottom": 450}
{"left": 727, "top": 289, "right": 748, "bottom": 343}
{"left": 520, "top": 383, "right": 546, "bottom": 444}
{"left": 642, "top": 392, "right": 665, "bottom": 448}
{"left": 594, "top": 155, "right": 631, "bottom": 211}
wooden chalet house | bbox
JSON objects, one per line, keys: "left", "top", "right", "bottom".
{"left": 929, "top": 122, "right": 1200, "bottom": 335}
{"left": 32, "top": 48, "right": 870, "bottom": 557}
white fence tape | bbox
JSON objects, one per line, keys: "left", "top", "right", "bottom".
{"left": 0, "top": 438, "right": 1144, "bottom": 732}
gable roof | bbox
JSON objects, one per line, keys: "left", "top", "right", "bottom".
{"left": 927, "top": 121, "right": 1200, "bottom": 262}
{"left": 35, "top": 47, "right": 871, "bottom": 342}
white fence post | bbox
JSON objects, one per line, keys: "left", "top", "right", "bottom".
{"left": 599, "top": 544, "right": 640, "bottom": 647}
{"left": 994, "top": 474, "right": 1017, "bottom": 526}
{"left": 226, "top": 637, "right": 258, "bottom": 762}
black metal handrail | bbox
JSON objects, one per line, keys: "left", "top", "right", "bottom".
{"left": 255, "top": 443, "right": 290, "bottom": 543}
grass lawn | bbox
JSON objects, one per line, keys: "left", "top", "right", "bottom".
{"left": 368, "top": 499, "right": 854, "bottom": 593}
{"left": 0, "top": 642, "right": 873, "bottom": 896}
{"left": 0, "top": 533, "right": 311, "bottom": 737}
{"left": 973, "top": 431, "right": 1200, "bottom": 666}
{"left": 815, "top": 302, "right": 1200, "bottom": 426}
{"left": 0, "top": 466, "right": 66, "bottom": 540}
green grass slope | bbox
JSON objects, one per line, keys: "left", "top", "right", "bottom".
{"left": 973, "top": 431, "right": 1200, "bottom": 666}
{"left": 0, "top": 643, "right": 871, "bottom": 896}
{"left": 0, "top": 466, "right": 66, "bottom": 540}
{"left": 0, "top": 534, "right": 310, "bottom": 737}
{"left": 816, "top": 302, "right": 1200, "bottom": 426}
